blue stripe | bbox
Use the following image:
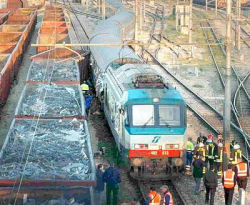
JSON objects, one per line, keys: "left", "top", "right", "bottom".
{"left": 125, "top": 127, "right": 186, "bottom": 135}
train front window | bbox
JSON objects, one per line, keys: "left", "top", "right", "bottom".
{"left": 132, "top": 105, "right": 154, "bottom": 126}
{"left": 159, "top": 105, "right": 181, "bottom": 126}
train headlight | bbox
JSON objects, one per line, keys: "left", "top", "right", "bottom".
{"left": 134, "top": 144, "right": 148, "bottom": 149}
{"left": 165, "top": 144, "right": 179, "bottom": 149}
{"left": 153, "top": 98, "right": 160, "bottom": 103}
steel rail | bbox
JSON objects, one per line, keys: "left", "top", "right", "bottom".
{"left": 199, "top": 20, "right": 242, "bottom": 130}
{"left": 197, "top": 12, "right": 250, "bottom": 141}
{"left": 233, "top": 71, "right": 250, "bottom": 116}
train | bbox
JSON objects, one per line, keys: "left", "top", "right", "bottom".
{"left": 89, "top": 1, "right": 187, "bottom": 178}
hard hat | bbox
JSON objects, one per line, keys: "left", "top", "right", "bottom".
{"left": 198, "top": 142, "right": 204, "bottom": 147}
{"left": 218, "top": 143, "right": 223, "bottom": 147}
{"left": 233, "top": 144, "right": 240, "bottom": 150}
{"left": 208, "top": 133, "right": 214, "bottom": 140}
{"left": 81, "top": 83, "right": 89, "bottom": 91}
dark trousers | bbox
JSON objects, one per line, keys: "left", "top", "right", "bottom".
{"left": 224, "top": 188, "right": 234, "bottom": 205}
{"left": 106, "top": 184, "right": 119, "bottom": 205}
{"left": 205, "top": 187, "right": 216, "bottom": 205}
{"left": 186, "top": 151, "right": 193, "bottom": 166}
{"left": 237, "top": 177, "right": 248, "bottom": 190}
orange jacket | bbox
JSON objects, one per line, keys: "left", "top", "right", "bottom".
{"left": 223, "top": 170, "right": 235, "bottom": 189}
{"left": 236, "top": 162, "right": 248, "bottom": 178}
{"left": 148, "top": 191, "right": 161, "bottom": 205}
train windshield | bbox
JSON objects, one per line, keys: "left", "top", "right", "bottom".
{"left": 132, "top": 105, "right": 154, "bottom": 126}
{"left": 159, "top": 105, "right": 180, "bottom": 126}
{"left": 131, "top": 104, "right": 181, "bottom": 127}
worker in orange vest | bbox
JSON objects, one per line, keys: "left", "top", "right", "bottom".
{"left": 222, "top": 164, "right": 236, "bottom": 205}
{"left": 145, "top": 187, "right": 161, "bottom": 205}
{"left": 234, "top": 159, "right": 249, "bottom": 205}
{"left": 160, "top": 185, "right": 174, "bottom": 205}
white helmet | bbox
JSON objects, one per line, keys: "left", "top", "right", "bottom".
{"left": 233, "top": 144, "right": 240, "bottom": 150}
{"left": 218, "top": 143, "right": 223, "bottom": 148}
{"left": 198, "top": 142, "right": 204, "bottom": 147}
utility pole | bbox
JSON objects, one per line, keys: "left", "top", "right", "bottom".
{"left": 140, "top": 0, "right": 143, "bottom": 31}
{"left": 86, "top": 0, "right": 88, "bottom": 13}
{"left": 215, "top": 0, "right": 218, "bottom": 16}
{"left": 98, "top": 0, "right": 101, "bottom": 14}
{"left": 102, "top": 0, "right": 106, "bottom": 20}
{"left": 223, "top": 0, "right": 232, "bottom": 168}
{"left": 134, "top": 0, "right": 139, "bottom": 54}
{"left": 188, "top": 0, "right": 193, "bottom": 57}
{"left": 235, "top": 0, "right": 241, "bottom": 50}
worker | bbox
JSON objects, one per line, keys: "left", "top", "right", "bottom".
{"left": 203, "top": 165, "right": 218, "bottom": 205}
{"left": 160, "top": 185, "right": 174, "bottom": 205}
{"left": 234, "top": 158, "right": 249, "bottom": 205}
{"left": 145, "top": 187, "right": 161, "bottom": 205}
{"left": 214, "top": 137, "right": 223, "bottom": 177}
{"left": 85, "top": 91, "right": 93, "bottom": 115}
{"left": 103, "top": 162, "right": 121, "bottom": 205}
{"left": 194, "top": 142, "right": 206, "bottom": 173}
{"left": 95, "top": 164, "right": 105, "bottom": 205}
{"left": 230, "top": 141, "right": 242, "bottom": 167}
{"left": 192, "top": 155, "right": 206, "bottom": 195}
{"left": 222, "top": 164, "right": 236, "bottom": 205}
{"left": 206, "top": 134, "right": 216, "bottom": 169}
{"left": 186, "top": 137, "right": 194, "bottom": 171}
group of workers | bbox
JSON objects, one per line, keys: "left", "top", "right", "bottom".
{"left": 186, "top": 133, "right": 249, "bottom": 205}
{"left": 145, "top": 186, "right": 173, "bottom": 205}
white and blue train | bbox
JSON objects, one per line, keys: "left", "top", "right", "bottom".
{"left": 89, "top": 2, "right": 187, "bottom": 177}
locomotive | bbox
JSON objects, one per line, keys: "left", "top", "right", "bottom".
{"left": 89, "top": 4, "right": 187, "bottom": 177}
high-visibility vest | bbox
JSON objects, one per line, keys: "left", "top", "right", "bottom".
{"left": 186, "top": 141, "right": 194, "bottom": 151}
{"left": 207, "top": 143, "right": 215, "bottom": 159}
{"left": 230, "top": 149, "right": 242, "bottom": 165}
{"left": 163, "top": 192, "right": 174, "bottom": 205}
{"left": 215, "top": 148, "right": 223, "bottom": 162}
{"left": 149, "top": 191, "right": 161, "bottom": 205}
{"left": 236, "top": 162, "right": 248, "bottom": 178}
{"left": 223, "top": 170, "right": 235, "bottom": 189}
{"left": 195, "top": 147, "right": 206, "bottom": 161}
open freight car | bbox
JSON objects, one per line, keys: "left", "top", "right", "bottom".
{"left": 0, "top": 118, "right": 95, "bottom": 204}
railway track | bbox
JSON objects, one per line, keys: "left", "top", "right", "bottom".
{"left": 143, "top": 3, "right": 250, "bottom": 162}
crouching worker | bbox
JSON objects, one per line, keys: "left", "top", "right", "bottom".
{"left": 145, "top": 187, "right": 161, "bottom": 205}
